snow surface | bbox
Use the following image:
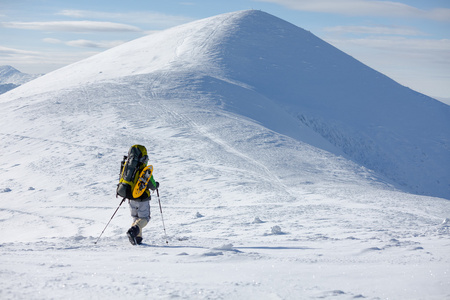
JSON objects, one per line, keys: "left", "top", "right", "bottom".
{"left": 0, "top": 10, "right": 449, "bottom": 300}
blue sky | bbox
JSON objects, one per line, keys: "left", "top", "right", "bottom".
{"left": 1, "top": 0, "right": 449, "bottom": 99}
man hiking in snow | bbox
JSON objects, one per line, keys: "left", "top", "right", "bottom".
{"left": 116, "top": 145, "right": 159, "bottom": 245}
{"left": 127, "top": 176, "right": 159, "bottom": 245}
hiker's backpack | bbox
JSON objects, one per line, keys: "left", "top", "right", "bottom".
{"left": 116, "top": 145, "right": 149, "bottom": 200}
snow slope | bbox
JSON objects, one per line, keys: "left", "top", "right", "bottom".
{"left": 5, "top": 11, "right": 449, "bottom": 199}
{"left": 0, "top": 10, "right": 449, "bottom": 299}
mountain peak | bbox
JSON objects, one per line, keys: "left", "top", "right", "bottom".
{"left": 0, "top": 65, "right": 19, "bottom": 73}
{"left": 0, "top": 65, "right": 41, "bottom": 92}
{"left": 0, "top": 65, "right": 21, "bottom": 82}
{"left": 0, "top": 10, "right": 299, "bottom": 97}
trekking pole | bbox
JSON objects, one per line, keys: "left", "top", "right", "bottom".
{"left": 94, "top": 198, "right": 126, "bottom": 244}
{"left": 156, "top": 189, "right": 169, "bottom": 244}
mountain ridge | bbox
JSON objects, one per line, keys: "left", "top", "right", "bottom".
{"left": 0, "top": 65, "right": 41, "bottom": 94}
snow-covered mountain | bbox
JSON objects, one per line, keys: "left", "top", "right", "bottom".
{"left": 0, "top": 65, "right": 41, "bottom": 94}
{"left": 5, "top": 12, "right": 449, "bottom": 199}
{"left": 1, "top": 10, "right": 449, "bottom": 299}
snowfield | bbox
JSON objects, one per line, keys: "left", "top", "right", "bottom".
{"left": 1, "top": 10, "right": 449, "bottom": 299}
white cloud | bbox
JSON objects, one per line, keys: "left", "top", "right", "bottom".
{"left": 65, "top": 39, "right": 126, "bottom": 48}
{"left": 328, "top": 36, "right": 450, "bottom": 56}
{"left": 0, "top": 21, "right": 141, "bottom": 33}
{"left": 323, "top": 35, "right": 450, "bottom": 97}
{"left": 324, "top": 25, "right": 425, "bottom": 36}
{"left": 324, "top": 35, "right": 450, "bottom": 73}
{"left": 57, "top": 10, "right": 85, "bottom": 18}
{"left": 426, "top": 7, "right": 450, "bottom": 22}
{"left": 0, "top": 46, "right": 99, "bottom": 74}
{"left": 42, "top": 37, "right": 127, "bottom": 49}
{"left": 257, "top": 0, "right": 450, "bottom": 21}
{"left": 42, "top": 38, "right": 62, "bottom": 44}
{"left": 56, "top": 10, "right": 194, "bottom": 28}
{"left": 0, "top": 46, "right": 38, "bottom": 56}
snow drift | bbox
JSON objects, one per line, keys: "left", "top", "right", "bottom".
{"left": 1, "top": 10, "right": 449, "bottom": 299}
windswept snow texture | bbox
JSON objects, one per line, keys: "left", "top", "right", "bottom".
{"left": 0, "top": 10, "right": 449, "bottom": 300}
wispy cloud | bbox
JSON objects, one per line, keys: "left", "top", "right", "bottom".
{"left": 256, "top": 0, "right": 450, "bottom": 21}
{"left": 0, "top": 45, "right": 98, "bottom": 74}
{"left": 56, "top": 10, "right": 194, "bottom": 28}
{"left": 42, "top": 38, "right": 126, "bottom": 48}
{"left": 324, "top": 25, "right": 425, "bottom": 36}
{"left": 330, "top": 36, "right": 450, "bottom": 58}
{"left": 0, "top": 46, "right": 39, "bottom": 58}
{"left": 56, "top": 10, "right": 85, "bottom": 18}
{"left": 322, "top": 34, "right": 450, "bottom": 97}
{"left": 42, "top": 38, "right": 62, "bottom": 44}
{"left": 66, "top": 39, "right": 126, "bottom": 48}
{"left": 325, "top": 35, "right": 450, "bottom": 84}
{"left": 0, "top": 21, "right": 141, "bottom": 33}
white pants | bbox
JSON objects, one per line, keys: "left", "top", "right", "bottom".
{"left": 129, "top": 200, "right": 150, "bottom": 237}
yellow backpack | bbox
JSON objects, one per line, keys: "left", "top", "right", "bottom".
{"left": 116, "top": 145, "right": 149, "bottom": 200}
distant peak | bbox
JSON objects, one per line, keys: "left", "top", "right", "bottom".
{"left": 0, "top": 65, "right": 19, "bottom": 75}
{"left": 0, "top": 65, "right": 39, "bottom": 85}
{"left": 0, "top": 65, "right": 16, "bottom": 70}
